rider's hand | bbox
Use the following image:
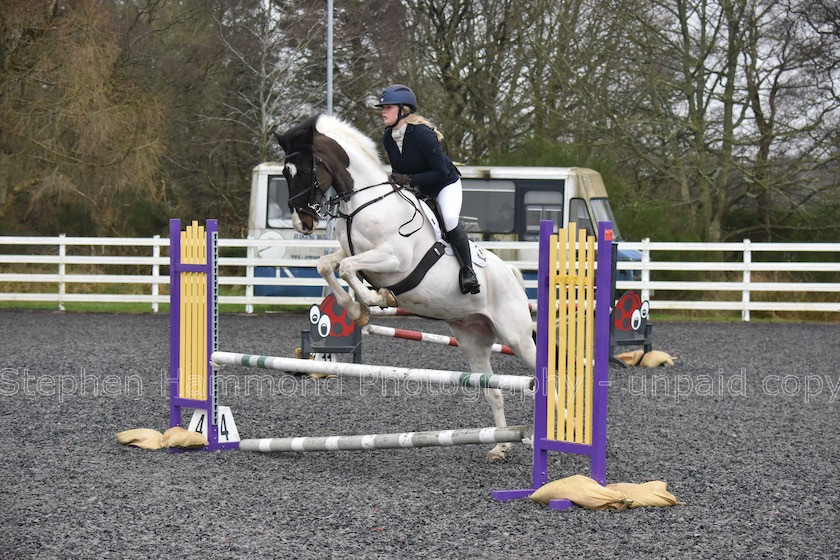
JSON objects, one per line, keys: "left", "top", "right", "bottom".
{"left": 388, "top": 173, "right": 412, "bottom": 186}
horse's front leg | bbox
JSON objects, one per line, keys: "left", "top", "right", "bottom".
{"left": 335, "top": 248, "right": 402, "bottom": 326}
{"left": 317, "top": 249, "right": 365, "bottom": 322}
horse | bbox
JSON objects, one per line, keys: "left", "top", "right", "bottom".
{"left": 273, "top": 114, "right": 537, "bottom": 461}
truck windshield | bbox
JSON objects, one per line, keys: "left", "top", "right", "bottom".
{"left": 267, "top": 175, "right": 292, "bottom": 227}
{"left": 590, "top": 198, "right": 622, "bottom": 240}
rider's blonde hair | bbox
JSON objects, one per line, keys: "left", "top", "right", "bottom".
{"left": 405, "top": 113, "right": 444, "bottom": 142}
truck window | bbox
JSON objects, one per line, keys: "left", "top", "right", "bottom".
{"left": 522, "top": 190, "right": 563, "bottom": 240}
{"left": 461, "top": 179, "right": 516, "bottom": 232}
{"left": 590, "top": 198, "right": 622, "bottom": 240}
{"left": 568, "top": 198, "right": 595, "bottom": 235}
{"left": 267, "top": 175, "right": 291, "bottom": 227}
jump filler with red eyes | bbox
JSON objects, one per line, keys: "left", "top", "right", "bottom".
{"left": 308, "top": 294, "right": 358, "bottom": 344}
{"left": 613, "top": 290, "right": 650, "bottom": 335}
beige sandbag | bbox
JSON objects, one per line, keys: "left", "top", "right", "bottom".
{"left": 297, "top": 348, "right": 340, "bottom": 379}
{"left": 640, "top": 350, "right": 676, "bottom": 367}
{"left": 606, "top": 481, "right": 684, "bottom": 508}
{"left": 116, "top": 428, "right": 163, "bottom": 450}
{"left": 529, "top": 474, "right": 632, "bottom": 510}
{"left": 294, "top": 347, "right": 326, "bottom": 378}
{"left": 160, "top": 426, "right": 187, "bottom": 447}
{"left": 165, "top": 429, "right": 208, "bottom": 449}
{"left": 615, "top": 350, "right": 644, "bottom": 366}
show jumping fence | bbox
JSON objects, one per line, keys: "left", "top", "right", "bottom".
{"left": 492, "top": 220, "right": 613, "bottom": 510}
{"left": 168, "top": 218, "right": 614, "bottom": 510}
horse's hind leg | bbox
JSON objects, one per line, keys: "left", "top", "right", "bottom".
{"left": 448, "top": 321, "right": 512, "bottom": 462}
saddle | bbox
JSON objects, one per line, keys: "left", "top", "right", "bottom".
{"left": 412, "top": 190, "right": 447, "bottom": 240}
{"left": 412, "top": 190, "right": 487, "bottom": 268}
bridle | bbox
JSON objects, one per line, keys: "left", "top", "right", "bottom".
{"left": 285, "top": 152, "right": 334, "bottom": 220}
{"left": 285, "top": 149, "right": 425, "bottom": 240}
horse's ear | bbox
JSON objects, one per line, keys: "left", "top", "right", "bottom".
{"left": 273, "top": 131, "right": 290, "bottom": 153}
{"left": 301, "top": 117, "right": 316, "bottom": 147}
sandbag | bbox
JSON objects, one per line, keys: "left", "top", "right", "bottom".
{"left": 640, "top": 350, "right": 676, "bottom": 367}
{"left": 165, "top": 429, "right": 208, "bottom": 449}
{"left": 615, "top": 350, "right": 644, "bottom": 366}
{"left": 161, "top": 426, "right": 187, "bottom": 447}
{"left": 606, "top": 481, "right": 683, "bottom": 508}
{"left": 116, "top": 428, "right": 163, "bottom": 450}
{"left": 529, "top": 475, "right": 632, "bottom": 510}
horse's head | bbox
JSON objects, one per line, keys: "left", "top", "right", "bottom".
{"left": 274, "top": 115, "right": 353, "bottom": 235}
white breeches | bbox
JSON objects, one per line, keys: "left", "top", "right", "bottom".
{"left": 436, "top": 179, "right": 463, "bottom": 232}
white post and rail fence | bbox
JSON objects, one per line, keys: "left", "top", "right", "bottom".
{"left": 1, "top": 235, "right": 838, "bottom": 320}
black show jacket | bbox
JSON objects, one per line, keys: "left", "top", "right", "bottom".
{"left": 383, "top": 123, "right": 460, "bottom": 197}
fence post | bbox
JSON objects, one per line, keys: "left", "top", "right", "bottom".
{"left": 58, "top": 234, "right": 66, "bottom": 311}
{"left": 640, "top": 237, "right": 651, "bottom": 305}
{"left": 152, "top": 235, "right": 160, "bottom": 313}
{"left": 246, "top": 241, "right": 254, "bottom": 314}
{"left": 742, "top": 239, "right": 751, "bottom": 322}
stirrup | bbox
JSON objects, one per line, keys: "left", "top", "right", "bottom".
{"left": 459, "top": 267, "right": 481, "bottom": 295}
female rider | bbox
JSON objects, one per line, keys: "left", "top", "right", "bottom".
{"left": 375, "top": 84, "right": 480, "bottom": 295}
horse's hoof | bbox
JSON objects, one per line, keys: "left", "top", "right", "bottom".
{"left": 383, "top": 289, "right": 398, "bottom": 308}
{"left": 486, "top": 443, "right": 510, "bottom": 462}
{"left": 356, "top": 306, "right": 370, "bottom": 327}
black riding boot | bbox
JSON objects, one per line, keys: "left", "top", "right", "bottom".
{"left": 446, "top": 225, "right": 480, "bottom": 294}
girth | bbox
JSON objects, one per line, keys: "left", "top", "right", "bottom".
{"left": 387, "top": 241, "right": 447, "bottom": 296}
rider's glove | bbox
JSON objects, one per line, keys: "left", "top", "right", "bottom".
{"left": 388, "top": 173, "right": 412, "bottom": 186}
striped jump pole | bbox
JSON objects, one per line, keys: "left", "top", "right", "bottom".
{"left": 370, "top": 303, "right": 533, "bottom": 317}
{"left": 240, "top": 426, "right": 527, "bottom": 453}
{"left": 211, "top": 351, "right": 532, "bottom": 392}
{"left": 492, "top": 220, "right": 614, "bottom": 510}
{"left": 362, "top": 324, "right": 515, "bottom": 356}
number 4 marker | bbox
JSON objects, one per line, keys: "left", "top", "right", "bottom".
{"left": 187, "top": 406, "right": 240, "bottom": 443}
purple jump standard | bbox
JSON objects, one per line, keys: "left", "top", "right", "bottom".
{"left": 169, "top": 218, "right": 236, "bottom": 451}
{"left": 491, "top": 220, "right": 614, "bottom": 510}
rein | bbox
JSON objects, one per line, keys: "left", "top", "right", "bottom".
{"left": 334, "top": 183, "right": 426, "bottom": 255}
{"left": 288, "top": 150, "right": 427, "bottom": 253}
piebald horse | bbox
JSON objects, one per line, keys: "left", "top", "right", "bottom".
{"left": 274, "top": 114, "right": 536, "bottom": 461}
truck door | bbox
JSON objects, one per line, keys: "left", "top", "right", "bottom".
{"left": 517, "top": 180, "right": 565, "bottom": 240}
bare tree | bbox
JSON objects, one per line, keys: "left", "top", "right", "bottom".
{"left": 581, "top": 0, "right": 839, "bottom": 241}
{"left": 399, "top": 0, "right": 532, "bottom": 162}
{"left": 213, "top": 1, "right": 325, "bottom": 163}
{"left": 735, "top": 1, "right": 840, "bottom": 239}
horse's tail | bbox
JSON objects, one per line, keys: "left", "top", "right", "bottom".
{"left": 509, "top": 265, "right": 538, "bottom": 340}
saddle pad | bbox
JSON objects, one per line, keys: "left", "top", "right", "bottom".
{"left": 419, "top": 200, "right": 488, "bottom": 268}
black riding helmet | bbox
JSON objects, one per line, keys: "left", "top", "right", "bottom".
{"left": 375, "top": 84, "right": 417, "bottom": 124}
